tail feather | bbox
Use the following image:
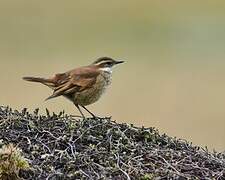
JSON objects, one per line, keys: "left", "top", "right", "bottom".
{"left": 22, "top": 76, "right": 48, "bottom": 83}
{"left": 23, "top": 76, "right": 56, "bottom": 89}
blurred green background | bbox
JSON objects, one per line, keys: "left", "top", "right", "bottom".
{"left": 0, "top": 0, "right": 225, "bottom": 151}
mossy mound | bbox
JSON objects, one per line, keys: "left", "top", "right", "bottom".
{"left": 0, "top": 106, "right": 224, "bottom": 179}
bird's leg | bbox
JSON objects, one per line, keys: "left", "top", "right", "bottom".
{"left": 81, "top": 105, "right": 98, "bottom": 119}
{"left": 74, "top": 104, "right": 85, "bottom": 119}
{"left": 81, "top": 106, "right": 112, "bottom": 120}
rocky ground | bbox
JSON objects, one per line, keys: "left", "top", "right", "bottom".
{"left": 0, "top": 106, "right": 224, "bottom": 179}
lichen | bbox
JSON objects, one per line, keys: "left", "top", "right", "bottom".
{"left": 0, "top": 143, "right": 29, "bottom": 180}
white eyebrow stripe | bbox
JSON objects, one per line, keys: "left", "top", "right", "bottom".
{"left": 95, "top": 60, "right": 113, "bottom": 66}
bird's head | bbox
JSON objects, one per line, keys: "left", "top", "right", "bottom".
{"left": 92, "top": 57, "right": 124, "bottom": 73}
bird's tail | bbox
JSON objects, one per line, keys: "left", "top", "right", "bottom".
{"left": 23, "top": 76, "right": 56, "bottom": 89}
{"left": 22, "top": 76, "right": 50, "bottom": 83}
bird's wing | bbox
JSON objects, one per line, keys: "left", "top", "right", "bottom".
{"left": 46, "top": 67, "right": 99, "bottom": 100}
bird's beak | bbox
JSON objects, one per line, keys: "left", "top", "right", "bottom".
{"left": 115, "top": 60, "right": 124, "bottom": 65}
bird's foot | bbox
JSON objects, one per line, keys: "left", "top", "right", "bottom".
{"left": 70, "top": 114, "right": 85, "bottom": 119}
{"left": 89, "top": 115, "right": 112, "bottom": 121}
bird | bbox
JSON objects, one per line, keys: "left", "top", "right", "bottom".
{"left": 23, "top": 57, "right": 124, "bottom": 118}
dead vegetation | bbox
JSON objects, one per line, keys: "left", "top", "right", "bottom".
{"left": 0, "top": 106, "right": 224, "bottom": 179}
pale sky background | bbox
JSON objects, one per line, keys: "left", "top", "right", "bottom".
{"left": 0, "top": 0, "right": 225, "bottom": 151}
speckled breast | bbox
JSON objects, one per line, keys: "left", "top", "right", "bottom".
{"left": 73, "top": 72, "right": 112, "bottom": 106}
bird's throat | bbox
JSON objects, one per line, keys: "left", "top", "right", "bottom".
{"left": 99, "top": 67, "right": 112, "bottom": 74}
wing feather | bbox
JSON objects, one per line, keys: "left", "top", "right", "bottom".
{"left": 46, "top": 66, "right": 99, "bottom": 100}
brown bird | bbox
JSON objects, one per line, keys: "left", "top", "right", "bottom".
{"left": 23, "top": 57, "right": 124, "bottom": 118}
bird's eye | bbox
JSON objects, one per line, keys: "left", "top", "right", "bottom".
{"left": 105, "top": 62, "right": 112, "bottom": 66}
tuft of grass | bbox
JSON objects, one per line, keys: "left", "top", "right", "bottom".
{"left": 0, "top": 144, "right": 30, "bottom": 180}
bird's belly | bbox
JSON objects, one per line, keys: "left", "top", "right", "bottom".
{"left": 73, "top": 79, "right": 110, "bottom": 106}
